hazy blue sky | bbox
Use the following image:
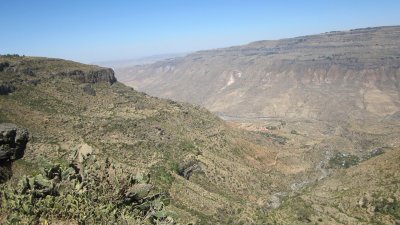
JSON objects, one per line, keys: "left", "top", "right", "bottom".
{"left": 1, "top": 0, "right": 399, "bottom": 62}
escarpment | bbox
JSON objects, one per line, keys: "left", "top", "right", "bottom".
{"left": 121, "top": 26, "right": 400, "bottom": 121}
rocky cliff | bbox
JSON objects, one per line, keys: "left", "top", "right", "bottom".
{"left": 0, "top": 56, "right": 117, "bottom": 87}
{"left": 0, "top": 123, "right": 28, "bottom": 161}
{"left": 0, "top": 123, "right": 28, "bottom": 183}
{"left": 121, "top": 26, "right": 400, "bottom": 121}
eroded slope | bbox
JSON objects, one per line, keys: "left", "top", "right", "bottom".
{"left": 121, "top": 26, "right": 400, "bottom": 121}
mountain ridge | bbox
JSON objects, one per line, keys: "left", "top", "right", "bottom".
{"left": 121, "top": 26, "right": 400, "bottom": 121}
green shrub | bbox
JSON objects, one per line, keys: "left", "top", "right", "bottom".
{"left": 152, "top": 166, "right": 175, "bottom": 188}
{"left": 0, "top": 156, "right": 174, "bottom": 224}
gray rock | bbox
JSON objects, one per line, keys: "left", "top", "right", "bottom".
{"left": 124, "top": 183, "right": 152, "bottom": 203}
{"left": 0, "top": 83, "right": 16, "bottom": 95}
{"left": 370, "top": 148, "right": 384, "bottom": 157}
{"left": 0, "top": 123, "right": 29, "bottom": 161}
{"left": 178, "top": 159, "right": 206, "bottom": 179}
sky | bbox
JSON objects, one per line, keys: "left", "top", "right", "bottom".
{"left": 1, "top": 0, "right": 400, "bottom": 63}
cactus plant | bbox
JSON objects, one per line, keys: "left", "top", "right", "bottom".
{"left": 0, "top": 155, "right": 174, "bottom": 224}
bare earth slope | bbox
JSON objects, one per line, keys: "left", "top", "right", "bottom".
{"left": 122, "top": 26, "right": 400, "bottom": 121}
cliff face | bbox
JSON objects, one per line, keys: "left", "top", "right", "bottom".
{"left": 57, "top": 68, "right": 117, "bottom": 84}
{"left": 0, "top": 56, "right": 117, "bottom": 86}
{"left": 120, "top": 26, "right": 400, "bottom": 121}
{"left": 0, "top": 123, "right": 28, "bottom": 161}
{"left": 0, "top": 123, "right": 28, "bottom": 183}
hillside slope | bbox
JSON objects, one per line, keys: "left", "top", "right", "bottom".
{"left": 1, "top": 56, "right": 399, "bottom": 224}
{"left": 0, "top": 55, "right": 289, "bottom": 224}
{"left": 269, "top": 148, "right": 400, "bottom": 225}
{"left": 121, "top": 26, "right": 400, "bottom": 121}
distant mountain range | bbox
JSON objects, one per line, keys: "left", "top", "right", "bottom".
{"left": 94, "top": 53, "right": 188, "bottom": 69}
{"left": 120, "top": 26, "right": 400, "bottom": 122}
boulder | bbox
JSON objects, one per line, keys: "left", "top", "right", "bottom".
{"left": 0, "top": 83, "right": 16, "bottom": 95}
{"left": 370, "top": 148, "right": 384, "bottom": 157}
{"left": 0, "top": 123, "right": 29, "bottom": 161}
{"left": 124, "top": 183, "right": 153, "bottom": 203}
{"left": 177, "top": 159, "right": 206, "bottom": 179}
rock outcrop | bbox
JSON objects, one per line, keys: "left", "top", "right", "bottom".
{"left": 0, "top": 83, "right": 16, "bottom": 95}
{"left": 0, "top": 123, "right": 29, "bottom": 183}
{"left": 177, "top": 159, "right": 206, "bottom": 179}
{"left": 0, "top": 123, "right": 29, "bottom": 161}
{"left": 59, "top": 68, "right": 117, "bottom": 84}
{"left": 0, "top": 56, "right": 117, "bottom": 88}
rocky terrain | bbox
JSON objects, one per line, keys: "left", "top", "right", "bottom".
{"left": 0, "top": 123, "right": 29, "bottom": 183}
{"left": 116, "top": 26, "right": 400, "bottom": 224}
{"left": 0, "top": 55, "right": 399, "bottom": 224}
{"left": 121, "top": 26, "right": 400, "bottom": 121}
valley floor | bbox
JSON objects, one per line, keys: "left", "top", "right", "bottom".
{"left": 223, "top": 116, "right": 400, "bottom": 224}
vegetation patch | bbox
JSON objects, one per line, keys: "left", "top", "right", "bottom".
{"left": 371, "top": 195, "right": 400, "bottom": 219}
{"left": 0, "top": 155, "right": 174, "bottom": 224}
{"left": 329, "top": 152, "right": 360, "bottom": 168}
{"left": 151, "top": 165, "right": 175, "bottom": 189}
{"left": 255, "top": 131, "right": 288, "bottom": 145}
